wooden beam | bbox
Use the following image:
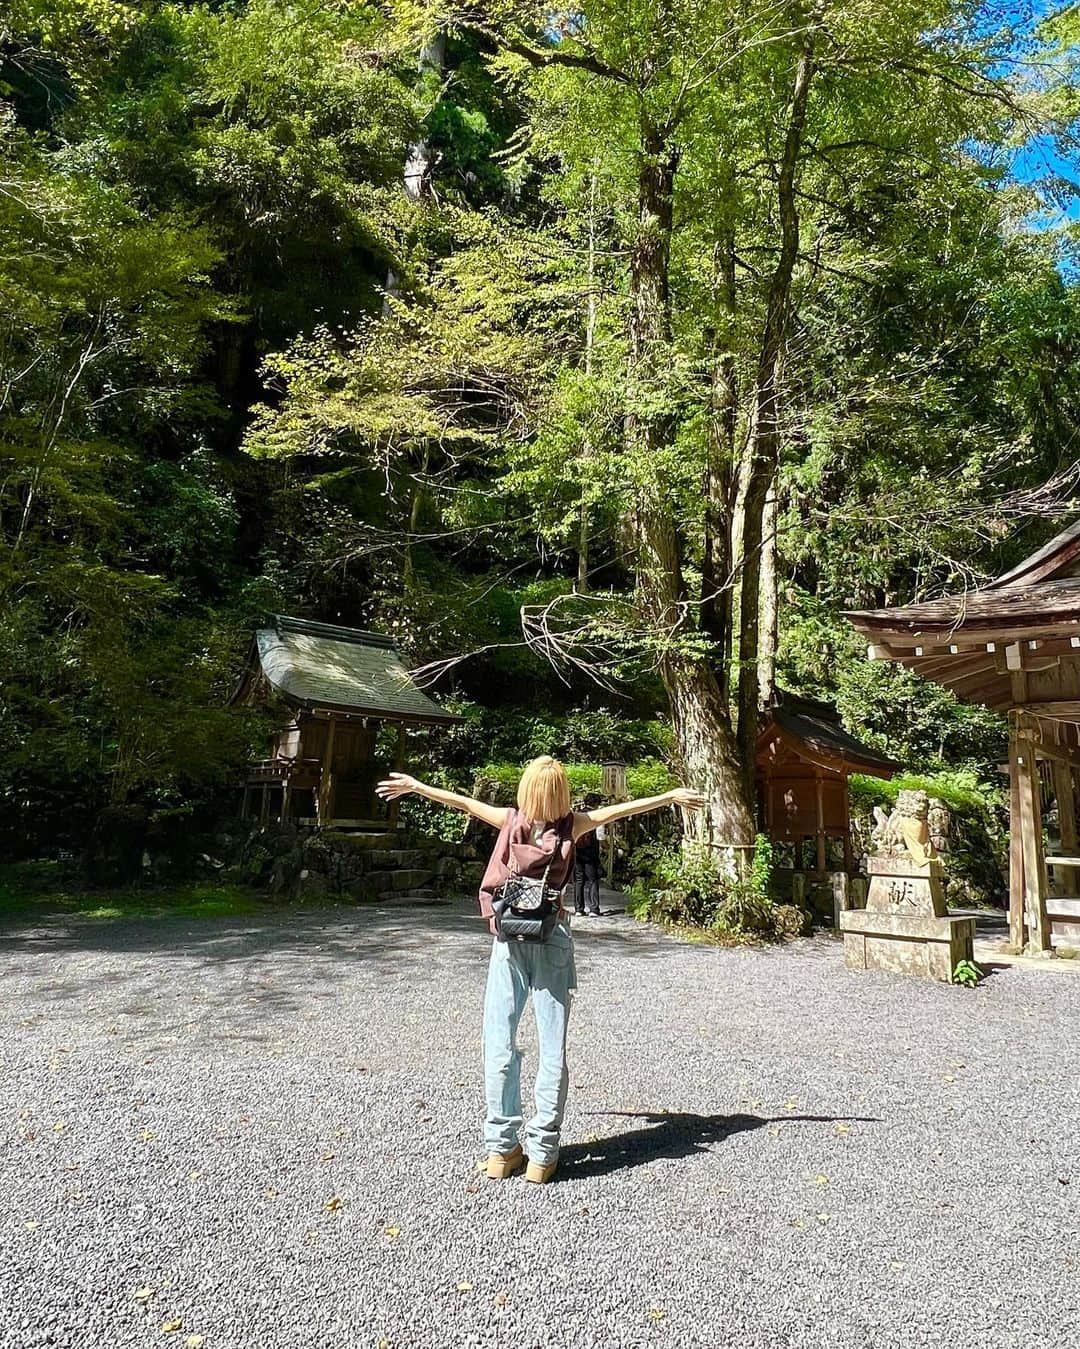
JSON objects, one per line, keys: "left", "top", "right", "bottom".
{"left": 1053, "top": 761, "right": 1079, "bottom": 857}
{"left": 1008, "top": 719, "right": 1025, "bottom": 951}
{"left": 317, "top": 715, "right": 337, "bottom": 825}
{"left": 388, "top": 721, "right": 406, "bottom": 830}
{"left": 1017, "top": 735, "right": 1052, "bottom": 953}
{"left": 1011, "top": 700, "right": 1080, "bottom": 721}
{"left": 814, "top": 773, "right": 826, "bottom": 875}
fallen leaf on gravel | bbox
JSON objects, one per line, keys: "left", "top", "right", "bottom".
{"left": 789, "top": 1219, "right": 806, "bottom": 1229}
{"left": 184, "top": 1337, "right": 203, "bottom": 1348}
{"left": 816, "top": 1214, "right": 831, "bottom": 1224}
{"left": 53, "top": 1122, "right": 66, "bottom": 1133}
{"left": 325, "top": 1195, "right": 343, "bottom": 1211}
{"left": 889, "top": 1261, "right": 905, "bottom": 1272}
{"left": 834, "top": 1124, "right": 851, "bottom": 1136}
{"left": 187, "top": 1172, "right": 201, "bottom": 1182}
{"left": 812, "top": 1174, "right": 829, "bottom": 1187}
{"left": 263, "top": 1188, "right": 278, "bottom": 1200}
{"left": 942, "top": 1074, "right": 956, "bottom": 1083}
{"left": 24, "top": 1221, "right": 40, "bottom": 1231}
{"left": 456, "top": 1281, "right": 473, "bottom": 1293}
{"left": 493, "top": 1293, "right": 508, "bottom": 1307}
{"left": 383, "top": 1226, "right": 401, "bottom": 1238}
{"left": 767, "top": 1127, "right": 780, "bottom": 1138}
{"left": 648, "top": 1308, "right": 666, "bottom": 1322}
{"left": 586, "top": 1133, "right": 601, "bottom": 1144}
{"left": 321, "top": 1152, "right": 335, "bottom": 1162}
{"left": 161, "top": 1319, "right": 183, "bottom": 1333}
{"left": 783, "top": 1099, "right": 798, "bottom": 1111}
{"left": 133, "top": 1288, "right": 154, "bottom": 1302}
{"left": 140, "top": 1130, "right": 156, "bottom": 1143}
{"left": 377, "top": 1338, "right": 391, "bottom": 1349}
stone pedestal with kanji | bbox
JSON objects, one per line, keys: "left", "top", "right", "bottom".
{"left": 840, "top": 856, "right": 974, "bottom": 981}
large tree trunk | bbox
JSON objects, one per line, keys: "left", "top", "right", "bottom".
{"left": 385, "top": 32, "right": 446, "bottom": 306}
{"left": 758, "top": 474, "right": 779, "bottom": 707}
{"left": 578, "top": 169, "right": 599, "bottom": 590}
{"left": 701, "top": 231, "right": 739, "bottom": 707}
{"left": 628, "top": 120, "right": 754, "bottom": 849}
{"left": 735, "top": 22, "right": 818, "bottom": 795}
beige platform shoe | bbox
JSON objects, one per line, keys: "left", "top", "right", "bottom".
{"left": 486, "top": 1145, "right": 524, "bottom": 1179}
{"left": 524, "top": 1157, "right": 558, "bottom": 1184}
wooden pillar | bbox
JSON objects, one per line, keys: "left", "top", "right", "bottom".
{"left": 1008, "top": 719, "right": 1025, "bottom": 951}
{"left": 841, "top": 783, "right": 854, "bottom": 875}
{"left": 241, "top": 785, "right": 251, "bottom": 820}
{"left": 814, "top": 773, "right": 826, "bottom": 874}
{"left": 280, "top": 775, "right": 292, "bottom": 823}
{"left": 1052, "top": 759, "right": 1079, "bottom": 855}
{"left": 317, "top": 715, "right": 337, "bottom": 826}
{"left": 1017, "top": 729, "right": 1051, "bottom": 952}
{"left": 259, "top": 783, "right": 270, "bottom": 824}
{"left": 388, "top": 721, "right": 406, "bottom": 829}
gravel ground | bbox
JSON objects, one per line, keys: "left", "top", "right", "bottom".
{"left": 2, "top": 897, "right": 1079, "bottom": 1349}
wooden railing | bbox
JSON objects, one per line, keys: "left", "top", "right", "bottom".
{"left": 246, "top": 757, "right": 321, "bottom": 782}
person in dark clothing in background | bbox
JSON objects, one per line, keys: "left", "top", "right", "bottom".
{"left": 574, "top": 793, "right": 603, "bottom": 916}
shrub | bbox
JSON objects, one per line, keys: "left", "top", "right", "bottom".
{"left": 627, "top": 834, "right": 777, "bottom": 940}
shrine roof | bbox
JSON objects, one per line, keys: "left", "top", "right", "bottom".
{"left": 845, "top": 520, "right": 1080, "bottom": 641}
{"left": 237, "top": 615, "right": 461, "bottom": 724}
{"left": 759, "top": 690, "right": 900, "bottom": 778}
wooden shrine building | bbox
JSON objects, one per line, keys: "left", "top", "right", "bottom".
{"left": 846, "top": 520, "right": 1080, "bottom": 954}
{"left": 231, "top": 615, "right": 460, "bottom": 828}
{"left": 757, "top": 688, "right": 899, "bottom": 876}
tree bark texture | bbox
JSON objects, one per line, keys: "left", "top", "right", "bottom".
{"left": 736, "top": 16, "right": 819, "bottom": 794}
{"left": 758, "top": 475, "right": 779, "bottom": 708}
{"left": 701, "top": 231, "right": 738, "bottom": 707}
{"left": 627, "top": 120, "right": 754, "bottom": 848}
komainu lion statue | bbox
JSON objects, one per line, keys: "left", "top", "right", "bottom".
{"left": 871, "top": 789, "right": 938, "bottom": 866}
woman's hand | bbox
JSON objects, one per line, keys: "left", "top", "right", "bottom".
{"left": 669, "top": 786, "right": 706, "bottom": 811}
{"left": 375, "top": 772, "right": 418, "bottom": 801}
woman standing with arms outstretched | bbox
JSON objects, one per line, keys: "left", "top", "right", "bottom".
{"left": 376, "top": 755, "right": 704, "bottom": 1184}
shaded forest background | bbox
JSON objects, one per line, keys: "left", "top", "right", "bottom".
{"left": 2, "top": 0, "right": 1080, "bottom": 871}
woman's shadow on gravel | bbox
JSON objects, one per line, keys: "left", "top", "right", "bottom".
{"left": 558, "top": 1110, "right": 876, "bottom": 1180}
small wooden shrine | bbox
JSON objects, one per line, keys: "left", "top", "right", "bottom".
{"left": 846, "top": 520, "right": 1080, "bottom": 954}
{"left": 756, "top": 689, "right": 900, "bottom": 875}
{"left": 230, "top": 615, "right": 460, "bottom": 828}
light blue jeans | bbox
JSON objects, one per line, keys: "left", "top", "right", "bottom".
{"left": 482, "top": 920, "right": 576, "bottom": 1166}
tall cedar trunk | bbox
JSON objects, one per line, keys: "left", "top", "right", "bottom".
{"left": 578, "top": 169, "right": 599, "bottom": 590}
{"left": 701, "top": 230, "right": 738, "bottom": 707}
{"left": 758, "top": 476, "right": 779, "bottom": 707}
{"left": 390, "top": 34, "right": 444, "bottom": 591}
{"left": 628, "top": 121, "right": 754, "bottom": 850}
{"left": 385, "top": 32, "right": 446, "bottom": 306}
{"left": 735, "top": 19, "right": 818, "bottom": 796}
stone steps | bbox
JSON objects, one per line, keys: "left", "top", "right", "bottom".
{"left": 365, "top": 868, "right": 435, "bottom": 893}
{"left": 374, "top": 888, "right": 442, "bottom": 904}
{"left": 365, "top": 848, "right": 430, "bottom": 868}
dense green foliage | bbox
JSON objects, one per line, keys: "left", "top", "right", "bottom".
{"left": 1, "top": 1, "right": 1079, "bottom": 886}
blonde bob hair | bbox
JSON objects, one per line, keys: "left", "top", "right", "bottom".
{"left": 516, "top": 755, "right": 572, "bottom": 824}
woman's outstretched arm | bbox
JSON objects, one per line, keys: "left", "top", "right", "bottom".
{"left": 374, "top": 772, "right": 508, "bottom": 829}
{"left": 573, "top": 786, "right": 705, "bottom": 840}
